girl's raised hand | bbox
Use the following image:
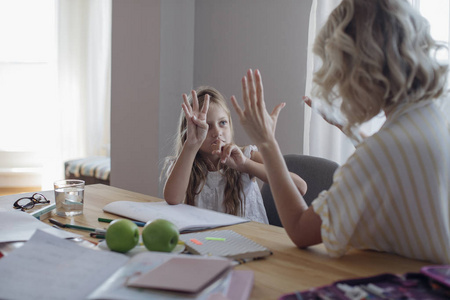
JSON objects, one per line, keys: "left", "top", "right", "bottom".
{"left": 231, "top": 69, "right": 280, "bottom": 146}
{"left": 182, "top": 90, "right": 210, "bottom": 148}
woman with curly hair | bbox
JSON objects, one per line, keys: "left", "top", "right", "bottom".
{"left": 231, "top": 0, "right": 449, "bottom": 263}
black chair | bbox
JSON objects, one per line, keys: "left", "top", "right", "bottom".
{"left": 261, "top": 154, "right": 339, "bottom": 227}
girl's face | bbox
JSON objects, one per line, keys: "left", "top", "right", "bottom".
{"left": 199, "top": 103, "right": 232, "bottom": 163}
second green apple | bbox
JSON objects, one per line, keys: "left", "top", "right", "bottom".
{"left": 142, "top": 219, "right": 179, "bottom": 252}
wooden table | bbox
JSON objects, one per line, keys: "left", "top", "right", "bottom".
{"left": 3, "top": 184, "right": 430, "bottom": 300}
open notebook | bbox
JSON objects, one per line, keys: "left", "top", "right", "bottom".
{"left": 103, "top": 201, "right": 248, "bottom": 233}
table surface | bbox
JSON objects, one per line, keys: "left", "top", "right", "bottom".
{"left": 2, "top": 184, "right": 431, "bottom": 300}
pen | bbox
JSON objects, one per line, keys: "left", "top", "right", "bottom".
{"left": 90, "top": 232, "right": 105, "bottom": 239}
{"left": 66, "top": 224, "right": 106, "bottom": 234}
{"left": 49, "top": 218, "right": 106, "bottom": 233}
{"left": 98, "top": 217, "right": 146, "bottom": 227}
{"left": 49, "top": 218, "right": 66, "bottom": 227}
{"left": 65, "top": 224, "right": 97, "bottom": 232}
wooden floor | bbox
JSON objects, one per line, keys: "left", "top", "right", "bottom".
{"left": 0, "top": 187, "right": 41, "bottom": 196}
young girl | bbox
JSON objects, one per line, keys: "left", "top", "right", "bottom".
{"left": 162, "top": 86, "right": 307, "bottom": 223}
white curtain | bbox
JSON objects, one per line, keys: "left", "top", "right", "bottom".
{"left": 414, "top": 0, "right": 450, "bottom": 121}
{"left": 57, "top": 0, "right": 111, "bottom": 163}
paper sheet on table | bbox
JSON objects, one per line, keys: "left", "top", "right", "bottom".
{"left": 0, "top": 230, "right": 129, "bottom": 300}
{"left": 0, "top": 210, "right": 80, "bottom": 242}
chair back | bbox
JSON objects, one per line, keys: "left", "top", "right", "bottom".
{"left": 261, "top": 154, "right": 339, "bottom": 227}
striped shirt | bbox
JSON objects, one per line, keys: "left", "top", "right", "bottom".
{"left": 312, "top": 100, "right": 450, "bottom": 264}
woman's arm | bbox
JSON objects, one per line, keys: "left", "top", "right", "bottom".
{"left": 231, "top": 69, "right": 322, "bottom": 248}
{"left": 256, "top": 139, "right": 321, "bottom": 247}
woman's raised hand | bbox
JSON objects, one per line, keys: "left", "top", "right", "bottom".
{"left": 182, "top": 90, "right": 210, "bottom": 148}
{"left": 303, "top": 96, "right": 343, "bottom": 131}
{"left": 231, "top": 69, "right": 284, "bottom": 146}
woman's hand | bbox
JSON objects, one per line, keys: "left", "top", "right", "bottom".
{"left": 270, "top": 102, "right": 286, "bottom": 135}
{"left": 303, "top": 96, "right": 343, "bottom": 131}
{"left": 304, "top": 96, "right": 366, "bottom": 141}
{"left": 182, "top": 90, "right": 210, "bottom": 148}
{"left": 231, "top": 69, "right": 284, "bottom": 147}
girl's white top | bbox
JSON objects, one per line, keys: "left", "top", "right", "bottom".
{"left": 312, "top": 100, "right": 450, "bottom": 264}
{"left": 165, "top": 145, "right": 269, "bottom": 224}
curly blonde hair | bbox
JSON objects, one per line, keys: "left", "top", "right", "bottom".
{"left": 165, "top": 86, "right": 245, "bottom": 216}
{"left": 312, "top": 0, "right": 448, "bottom": 133}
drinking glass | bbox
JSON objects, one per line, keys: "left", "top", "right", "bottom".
{"left": 54, "top": 179, "right": 85, "bottom": 217}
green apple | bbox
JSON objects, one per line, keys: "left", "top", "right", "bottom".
{"left": 142, "top": 219, "right": 179, "bottom": 252}
{"left": 105, "top": 219, "right": 139, "bottom": 253}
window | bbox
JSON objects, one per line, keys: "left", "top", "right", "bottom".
{"left": 0, "top": 0, "right": 57, "bottom": 152}
{"left": 411, "top": 0, "right": 450, "bottom": 64}
{"left": 0, "top": 0, "right": 57, "bottom": 190}
{"left": 0, "top": 0, "right": 111, "bottom": 190}
{"left": 413, "top": 0, "right": 450, "bottom": 117}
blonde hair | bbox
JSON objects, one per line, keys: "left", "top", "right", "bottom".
{"left": 313, "top": 0, "right": 448, "bottom": 133}
{"left": 167, "top": 86, "right": 245, "bottom": 216}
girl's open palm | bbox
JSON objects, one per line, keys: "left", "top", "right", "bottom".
{"left": 182, "top": 91, "right": 210, "bottom": 148}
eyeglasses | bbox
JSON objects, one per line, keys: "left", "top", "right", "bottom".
{"left": 13, "top": 193, "right": 50, "bottom": 211}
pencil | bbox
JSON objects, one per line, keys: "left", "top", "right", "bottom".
{"left": 49, "top": 218, "right": 66, "bottom": 228}
{"left": 65, "top": 224, "right": 97, "bottom": 232}
{"left": 90, "top": 232, "right": 105, "bottom": 239}
{"left": 49, "top": 219, "right": 104, "bottom": 232}
{"left": 98, "top": 217, "right": 146, "bottom": 227}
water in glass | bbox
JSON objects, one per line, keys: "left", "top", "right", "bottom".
{"left": 55, "top": 187, "right": 84, "bottom": 217}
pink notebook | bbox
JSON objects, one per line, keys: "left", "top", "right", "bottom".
{"left": 127, "top": 256, "right": 232, "bottom": 294}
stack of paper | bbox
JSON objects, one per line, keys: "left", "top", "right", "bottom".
{"left": 0, "top": 230, "right": 254, "bottom": 300}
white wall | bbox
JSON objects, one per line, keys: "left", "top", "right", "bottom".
{"left": 193, "top": 0, "right": 312, "bottom": 153}
{"left": 111, "top": 0, "right": 313, "bottom": 197}
{"left": 111, "top": 0, "right": 162, "bottom": 195}
{"left": 158, "top": 0, "right": 196, "bottom": 196}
